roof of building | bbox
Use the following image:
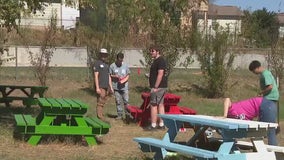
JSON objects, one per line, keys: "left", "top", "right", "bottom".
{"left": 208, "top": 4, "right": 243, "bottom": 17}
{"left": 277, "top": 13, "right": 284, "bottom": 24}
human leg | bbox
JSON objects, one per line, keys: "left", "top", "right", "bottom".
{"left": 156, "top": 88, "right": 166, "bottom": 127}
{"left": 114, "top": 90, "right": 123, "bottom": 118}
{"left": 150, "top": 105, "right": 158, "bottom": 128}
{"left": 121, "top": 89, "right": 129, "bottom": 118}
{"left": 96, "top": 88, "right": 107, "bottom": 120}
{"left": 259, "top": 98, "right": 278, "bottom": 145}
{"left": 150, "top": 90, "right": 159, "bottom": 128}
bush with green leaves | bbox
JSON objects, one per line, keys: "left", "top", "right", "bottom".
{"left": 196, "top": 24, "right": 235, "bottom": 98}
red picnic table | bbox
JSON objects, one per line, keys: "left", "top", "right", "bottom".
{"left": 126, "top": 92, "right": 196, "bottom": 126}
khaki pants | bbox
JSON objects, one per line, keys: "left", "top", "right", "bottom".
{"left": 96, "top": 88, "right": 108, "bottom": 120}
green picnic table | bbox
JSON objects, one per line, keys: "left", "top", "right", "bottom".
{"left": 0, "top": 85, "right": 48, "bottom": 107}
{"left": 14, "top": 98, "right": 110, "bottom": 146}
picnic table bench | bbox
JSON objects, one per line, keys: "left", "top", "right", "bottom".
{"left": 14, "top": 98, "right": 110, "bottom": 146}
{"left": 0, "top": 85, "right": 48, "bottom": 107}
{"left": 134, "top": 114, "right": 280, "bottom": 160}
{"left": 126, "top": 92, "right": 196, "bottom": 126}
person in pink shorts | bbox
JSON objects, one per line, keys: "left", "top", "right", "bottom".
{"left": 223, "top": 97, "right": 278, "bottom": 145}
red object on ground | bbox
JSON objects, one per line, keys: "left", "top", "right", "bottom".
{"left": 126, "top": 92, "right": 196, "bottom": 126}
{"left": 137, "top": 68, "right": 141, "bottom": 75}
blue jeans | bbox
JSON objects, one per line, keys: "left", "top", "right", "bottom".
{"left": 114, "top": 90, "right": 129, "bottom": 117}
{"left": 259, "top": 98, "right": 278, "bottom": 145}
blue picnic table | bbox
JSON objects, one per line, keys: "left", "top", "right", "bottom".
{"left": 134, "top": 114, "right": 279, "bottom": 160}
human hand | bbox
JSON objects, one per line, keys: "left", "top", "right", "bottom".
{"left": 96, "top": 88, "right": 101, "bottom": 95}
{"left": 151, "top": 88, "right": 159, "bottom": 93}
{"left": 119, "top": 76, "right": 127, "bottom": 84}
{"left": 110, "top": 88, "right": 114, "bottom": 94}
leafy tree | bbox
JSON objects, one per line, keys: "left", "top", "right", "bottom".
{"left": 0, "top": 0, "right": 48, "bottom": 65}
{"left": 267, "top": 38, "right": 284, "bottom": 90}
{"left": 29, "top": 12, "right": 57, "bottom": 86}
{"left": 241, "top": 8, "right": 279, "bottom": 48}
{"left": 81, "top": 0, "right": 205, "bottom": 79}
{"left": 196, "top": 24, "right": 235, "bottom": 98}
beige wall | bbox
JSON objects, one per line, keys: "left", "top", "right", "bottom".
{"left": 1, "top": 46, "right": 270, "bottom": 69}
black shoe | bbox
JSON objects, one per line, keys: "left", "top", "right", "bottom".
{"left": 144, "top": 125, "right": 158, "bottom": 131}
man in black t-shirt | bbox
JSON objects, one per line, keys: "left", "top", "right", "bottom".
{"left": 93, "top": 48, "right": 114, "bottom": 121}
{"left": 146, "top": 45, "right": 168, "bottom": 130}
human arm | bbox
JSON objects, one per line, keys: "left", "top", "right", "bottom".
{"left": 153, "top": 69, "right": 164, "bottom": 92}
{"left": 109, "top": 74, "right": 114, "bottom": 93}
{"left": 94, "top": 72, "right": 101, "bottom": 94}
{"left": 258, "top": 84, "right": 273, "bottom": 96}
{"left": 223, "top": 98, "right": 232, "bottom": 117}
{"left": 119, "top": 66, "right": 130, "bottom": 84}
{"left": 119, "top": 74, "right": 129, "bottom": 84}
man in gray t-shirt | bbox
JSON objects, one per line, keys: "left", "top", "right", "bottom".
{"left": 109, "top": 52, "right": 130, "bottom": 120}
{"left": 94, "top": 48, "right": 113, "bottom": 121}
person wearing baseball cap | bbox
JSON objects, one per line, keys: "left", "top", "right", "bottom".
{"left": 93, "top": 48, "right": 113, "bottom": 122}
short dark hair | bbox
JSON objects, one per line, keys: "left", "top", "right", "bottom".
{"left": 149, "top": 44, "right": 162, "bottom": 54}
{"left": 249, "top": 60, "right": 261, "bottom": 71}
{"left": 117, "top": 52, "right": 124, "bottom": 59}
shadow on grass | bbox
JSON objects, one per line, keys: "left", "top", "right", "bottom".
{"left": 189, "top": 84, "right": 209, "bottom": 98}
{"left": 134, "top": 86, "right": 150, "bottom": 93}
{"left": 107, "top": 113, "right": 118, "bottom": 118}
{"left": 0, "top": 105, "right": 41, "bottom": 125}
{"left": 80, "top": 87, "right": 95, "bottom": 96}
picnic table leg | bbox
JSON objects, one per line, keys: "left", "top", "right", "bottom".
{"left": 74, "top": 117, "right": 97, "bottom": 145}
{"left": 84, "top": 136, "right": 97, "bottom": 145}
{"left": 153, "top": 148, "right": 167, "bottom": 160}
{"left": 163, "top": 118, "right": 183, "bottom": 142}
{"left": 187, "top": 126, "right": 208, "bottom": 146}
{"left": 0, "top": 88, "right": 11, "bottom": 107}
{"left": 27, "top": 135, "right": 42, "bottom": 145}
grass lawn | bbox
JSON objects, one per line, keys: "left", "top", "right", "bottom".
{"left": 0, "top": 67, "right": 283, "bottom": 160}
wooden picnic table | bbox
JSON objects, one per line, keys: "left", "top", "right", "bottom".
{"left": 14, "top": 98, "right": 110, "bottom": 146}
{"left": 0, "top": 85, "right": 48, "bottom": 107}
{"left": 126, "top": 92, "right": 196, "bottom": 126}
{"left": 134, "top": 114, "right": 280, "bottom": 160}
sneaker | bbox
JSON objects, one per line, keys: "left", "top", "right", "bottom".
{"left": 95, "top": 135, "right": 104, "bottom": 144}
{"left": 144, "top": 125, "right": 158, "bottom": 131}
{"left": 115, "top": 116, "right": 123, "bottom": 120}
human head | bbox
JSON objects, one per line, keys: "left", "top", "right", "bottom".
{"left": 116, "top": 52, "right": 124, "bottom": 60}
{"left": 99, "top": 48, "right": 108, "bottom": 61}
{"left": 115, "top": 52, "right": 124, "bottom": 66}
{"left": 249, "top": 60, "right": 262, "bottom": 74}
{"left": 149, "top": 45, "right": 162, "bottom": 59}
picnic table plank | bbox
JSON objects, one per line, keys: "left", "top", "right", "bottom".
{"left": 134, "top": 114, "right": 279, "bottom": 160}
{"left": 62, "top": 98, "right": 81, "bottom": 109}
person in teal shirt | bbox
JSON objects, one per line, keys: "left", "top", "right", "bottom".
{"left": 249, "top": 60, "right": 279, "bottom": 145}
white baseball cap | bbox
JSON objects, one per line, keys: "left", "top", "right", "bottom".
{"left": 100, "top": 48, "right": 108, "bottom": 54}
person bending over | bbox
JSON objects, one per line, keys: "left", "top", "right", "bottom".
{"left": 223, "top": 97, "right": 277, "bottom": 145}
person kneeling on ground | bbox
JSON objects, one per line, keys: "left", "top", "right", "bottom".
{"left": 223, "top": 97, "right": 278, "bottom": 146}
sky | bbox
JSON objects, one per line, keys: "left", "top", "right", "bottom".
{"left": 213, "top": 0, "right": 284, "bottom": 13}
